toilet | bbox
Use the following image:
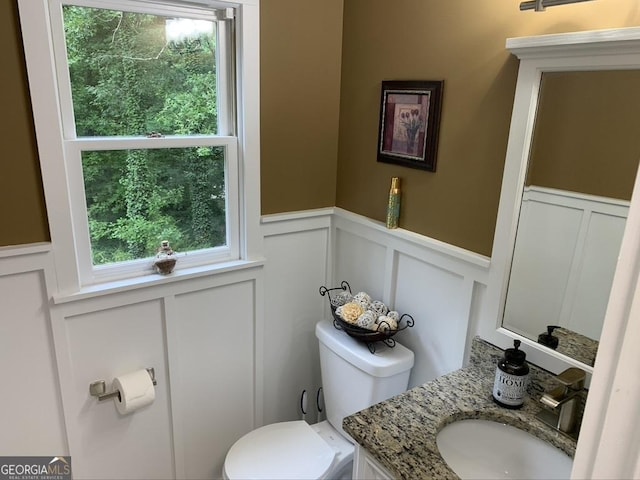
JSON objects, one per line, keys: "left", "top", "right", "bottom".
{"left": 222, "top": 319, "right": 415, "bottom": 479}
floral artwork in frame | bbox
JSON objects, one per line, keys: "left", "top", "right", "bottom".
{"left": 377, "top": 80, "right": 444, "bottom": 171}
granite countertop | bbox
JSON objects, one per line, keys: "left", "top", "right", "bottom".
{"left": 553, "top": 327, "right": 598, "bottom": 367}
{"left": 342, "top": 337, "right": 579, "bottom": 479}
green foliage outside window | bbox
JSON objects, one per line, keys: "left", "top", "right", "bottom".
{"left": 63, "top": 6, "right": 226, "bottom": 265}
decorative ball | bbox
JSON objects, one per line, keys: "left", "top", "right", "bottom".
{"left": 336, "top": 302, "right": 364, "bottom": 324}
{"left": 376, "top": 316, "right": 398, "bottom": 332}
{"left": 356, "top": 311, "right": 377, "bottom": 330}
{"left": 368, "top": 300, "right": 389, "bottom": 316}
{"left": 353, "top": 291, "right": 372, "bottom": 309}
{"left": 331, "top": 290, "right": 353, "bottom": 308}
{"left": 387, "top": 311, "right": 400, "bottom": 321}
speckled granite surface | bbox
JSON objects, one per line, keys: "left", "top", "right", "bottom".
{"left": 553, "top": 327, "right": 598, "bottom": 367}
{"left": 343, "top": 337, "right": 580, "bottom": 479}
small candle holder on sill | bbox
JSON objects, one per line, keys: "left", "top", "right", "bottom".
{"left": 154, "top": 240, "right": 177, "bottom": 275}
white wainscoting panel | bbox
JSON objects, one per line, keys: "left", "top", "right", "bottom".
{"left": 565, "top": 211, "right": 627, "bottom": 339}
{"left": 334, "top": 228, "right": 387, "bottom": 303}
{"left": 50, "top": 266, "right": 263, "bottom": 480}
{"left": 173, "top": 281, "right": 257, "bottom": 479}
{"left": 261, "top": 210, "right": 332, "bottom": 425}
{"left": 0, "top": 244, "right": 67, "bottom": 455}
{"left": 504, "top": 187, "right": 628, "bottom": 341}
{"left": 60, "top": 300, "right": 174, "bottom": 480}
{"left": 504, "top": 196, "right": 583, "bottom": 337}
{"left": 394, "top": 254, "right": 468, "bottom": 384}
{"left": 332, "top": 210, "right": 490, "bottom": 387}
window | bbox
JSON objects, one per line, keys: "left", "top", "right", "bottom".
{"left": 18, "top": 0, "right": 261, "bottom": 293}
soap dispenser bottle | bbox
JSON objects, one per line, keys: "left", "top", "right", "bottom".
{"left": 492, "top": 339, "right": 530, "bottom": 409}
{"left": 537, "top": 325, "right": 559, "bottom": 350}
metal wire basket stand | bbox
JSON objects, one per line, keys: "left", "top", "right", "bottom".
{"left": 319, "top": 281, "right": 414, "bottom": 353}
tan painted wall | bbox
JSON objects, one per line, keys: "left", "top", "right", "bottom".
{"left": 0, "top": 1, "right": 49, "bottom": 245}
{"left": 260, "top": 0, "right": 344, "bottom": 214}
{"left": 4, "top": 0, "right": 640, "bottom": 254}
{"left": 337, "top": 0, "right": 640, "bottom": 256}
{"left": 527, "top": 70, "right": 640, "bottom": 201}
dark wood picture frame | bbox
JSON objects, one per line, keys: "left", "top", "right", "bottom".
{"left": 377, "top": 80, "right": 444, "bottom": 172}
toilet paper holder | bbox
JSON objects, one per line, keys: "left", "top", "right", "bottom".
{"left": 89, "top": 367, "right": 157, "bottom": 401}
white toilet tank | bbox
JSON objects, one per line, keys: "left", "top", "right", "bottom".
{"left": 315, "top": 320, "right": 415, "bottom": 436}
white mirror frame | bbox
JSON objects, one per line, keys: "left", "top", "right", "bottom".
{"left": 479, "top": 27, "right": 640, "bottom": 376}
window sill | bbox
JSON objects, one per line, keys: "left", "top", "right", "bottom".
{"left": 52, "top": 258, "right": 265, "bottom": 304}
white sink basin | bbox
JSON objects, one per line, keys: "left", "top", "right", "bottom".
{"left": 436, "top": 419, "right": 573, "bottom": 479}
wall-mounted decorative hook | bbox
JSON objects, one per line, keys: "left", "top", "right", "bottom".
{"left": 89, "top": 367, "right": 157, "bottom": 402}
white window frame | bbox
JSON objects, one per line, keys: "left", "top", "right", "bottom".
{"left": 17, "top": 0, "right": 262, "bottom": 296}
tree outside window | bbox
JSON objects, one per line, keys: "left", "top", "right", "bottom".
{"left": 63, "top": 5, "right": 227, "bottom": 265}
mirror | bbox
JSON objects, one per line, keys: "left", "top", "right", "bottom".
{"left": 502, "top": 70, "right": 640, "bottom": 366}
{"left": 479, "top": 27, "right": 640, "bottom": 375}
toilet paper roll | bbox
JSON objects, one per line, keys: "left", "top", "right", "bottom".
{"left": 113, "top": 369, "right": 155, "bottom": 415}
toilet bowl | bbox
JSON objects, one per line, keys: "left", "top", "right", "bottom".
{"left": 222, "top": 420, "right": 353, "bottom": 480}
{"left": 222, "top": 319, "right": 414, "bottom": 479}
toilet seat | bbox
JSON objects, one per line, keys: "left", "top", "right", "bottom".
{"left": 223, "top": 421, "right": 337, "bottom": 479}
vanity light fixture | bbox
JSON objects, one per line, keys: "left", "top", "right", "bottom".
{"left": 520, "top": 0, "right": 594, "bottom": 12}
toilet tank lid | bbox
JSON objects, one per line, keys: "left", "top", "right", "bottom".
{"left": 315, "top": 320, "right": 414, "bottom": 377}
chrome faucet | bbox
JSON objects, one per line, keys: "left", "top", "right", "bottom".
{"left": 536, "top": 367, "right": 586, "bottom": 438}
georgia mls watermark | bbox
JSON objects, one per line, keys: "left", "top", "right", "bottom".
{"left": 0, "top": 457, "right": 71, "bottom": 480}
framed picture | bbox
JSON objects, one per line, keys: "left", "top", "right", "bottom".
{"left": 377, "top": 80, "right": 444, "bottom": 172}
